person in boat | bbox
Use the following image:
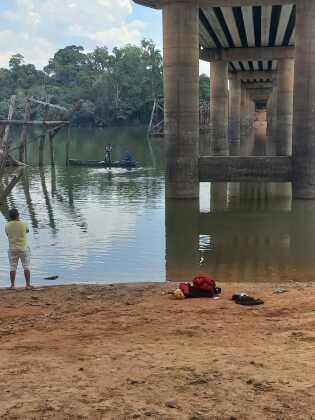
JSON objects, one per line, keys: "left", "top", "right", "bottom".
{"left": 105, "top": 144, "right": 113, "bottom": 163}
{"left": 5, "top": 208, "right": 32, "bottom": 290}
{"left": 124, "top": 151, "right": 134, "bottom": 163}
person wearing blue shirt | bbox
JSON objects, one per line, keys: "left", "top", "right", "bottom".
{"left": 124, "top": 151, "right": 133, "bottom": 163}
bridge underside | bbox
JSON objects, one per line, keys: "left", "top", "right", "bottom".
{"left": 199, "top": 3, "right": 295, "bottom": 72}
{"left": 134, "top": 0, "right": 315, "bottom": 200}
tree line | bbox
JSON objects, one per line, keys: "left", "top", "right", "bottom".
{"left": 0, "top": 40, "right": 210, "bottom": 126}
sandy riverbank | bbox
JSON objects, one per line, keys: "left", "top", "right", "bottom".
{"left": 0, "top": 282, "right": 315, "bottom": 419}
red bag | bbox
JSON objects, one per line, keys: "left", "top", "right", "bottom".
{"left": 179, "top": 283, "right": 190, "bottom": 297}
{"left": 192, "top": 275, "right": 216, "bottom": 294}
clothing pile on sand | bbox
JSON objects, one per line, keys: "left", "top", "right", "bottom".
{"left": 173, "top": 275, "right": 264, "bottom": 306}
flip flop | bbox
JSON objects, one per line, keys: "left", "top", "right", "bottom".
{"left": 232, "top": 294, "right": 264, "bottom": 306}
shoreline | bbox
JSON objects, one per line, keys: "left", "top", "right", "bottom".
{"left": 0, "top": 282, "right": 314, "bottom": 419}
{"left": 1, "top": 278, "right": 314, "bottom": 290}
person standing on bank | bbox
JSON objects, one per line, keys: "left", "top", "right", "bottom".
{"left": 5, "top": 208, "right": 31, "bottom": 289}
{"left": 105, "top": 144, "right": 113, "bottom": 163}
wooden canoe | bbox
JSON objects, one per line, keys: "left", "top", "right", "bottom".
{"left": 68, "top": 159, "right": 137, "bottom": 168}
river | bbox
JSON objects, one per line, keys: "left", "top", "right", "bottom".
{"left": 1, "top": 126, "right": 315, "bottom": 287}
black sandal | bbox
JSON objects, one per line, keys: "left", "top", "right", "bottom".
{"left": 232, "top": 294, "right": 264, "bottom": 306}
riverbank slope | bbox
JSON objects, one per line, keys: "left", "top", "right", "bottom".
{"left": 0, "top": 282, "right": 314, "bottom": 419}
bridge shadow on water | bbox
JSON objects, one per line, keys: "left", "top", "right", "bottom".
{"left": 165, "top": 182, "right": 315, "bottom": 283}
{"left": 166, "top": 127, "right": 315, "bottom": 283}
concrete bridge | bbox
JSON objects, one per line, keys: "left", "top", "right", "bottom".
{"left": 134, "top": 0, "right": 314, "bottom": 200}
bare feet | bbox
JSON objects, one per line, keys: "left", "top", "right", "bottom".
{"left": 25, "top": 285, "right": 33, "bottom": 290}
{"left": 7, "top": 286, "right": 16, "bottom": 290}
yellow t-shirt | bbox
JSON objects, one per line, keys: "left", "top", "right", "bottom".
{"left": 5, "top": 221, "right": 29, "bottom": 251}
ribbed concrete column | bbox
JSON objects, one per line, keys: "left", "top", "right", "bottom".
{"left": 163, "top": 1, "right": 199, "bottom": 198}
{"left": 229, "top": 76, "right": 241, "bottom": 156}
{"left": 240, "top": 89, "right": 255, "bottom": 156}
{"left": 240, "top": 85, "right": 249, "bottom": 155}
{"left": 276, "top": 59, "right": 294, "bottom": 156}
{"left": 249, "top": 100, "right": 256, "bottom": 128}
{"left": 292, "top": 1, "right": 315, "bottom": 199}
{"left": 266, "top": 95, "right": 272, "bottom": 139}
{"left": 210, "top": 62, "right": 229, "bottom": 156}
{"left": 246, "top": 93, "right": 254, "bottom": 129}
{"left": 266, "top": 93, "right": 276, "bottom": 155}
{"left": 269, "top": 82, "right": 278, "bottom": 152}
{"left": 240, "top": 84, "right": 247, "bottom": 136}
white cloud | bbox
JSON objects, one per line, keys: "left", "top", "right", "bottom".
{"left": 69, "top": 20, "right": 145, "bottom": 45}
{"left": 2, "top": 0, "right": 41, "bottom": 26}
{"left": 0, "top": 30, "right": 55, "bottom": 68}
{"left": 0, "top": 0, "right": 146, "bottom": 68}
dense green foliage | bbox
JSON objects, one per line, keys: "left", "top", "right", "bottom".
{"left": 0, "top": 41, "right": 210, "bottom": 126}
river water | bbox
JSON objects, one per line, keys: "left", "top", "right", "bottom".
{"left": 1, "top": 126, "right": 315, "bottom": 287}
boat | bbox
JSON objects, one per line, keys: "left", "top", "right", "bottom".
{"left": 68, "top": 159, "right": 137, "bottom": 168}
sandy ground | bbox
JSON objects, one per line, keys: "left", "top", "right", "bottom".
{"left": 0, "top": 282, "right": 315, "bottom": 420}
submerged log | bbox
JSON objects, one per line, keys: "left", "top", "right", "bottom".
{"left": 49, "top": 132, "right": 55, "bottom": 166}
{"left": 39, "top": 134, "right": 46, "bottom": 167}
{"left": 0, "top": 96, "right": 17, "bottom": 179}
{"left": 19, "top": 100, "right": 32, "bottom": 163}
{"left": 0, "top": 169, "right": 23, "bottom": 204}
{"left": 0, "top": 96, "right": 16, "bottom": 149}
{"left": 5, "top": 155, "right": 26, "bottom": 167}
{"left": 65, "top": 127, "right": 71, "bottom": 167}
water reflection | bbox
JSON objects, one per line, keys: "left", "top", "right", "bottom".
{"left": 165, "top": 181, "right": 315, "bottom": 283}
{"left": 1, "top": 127, "right": 315, "bottom": 287}
{"left": 0, "top": 128, "right": 165, "bottom": 286}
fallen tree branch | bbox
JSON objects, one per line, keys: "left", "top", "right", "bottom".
{"left": 0, "top": 169, "right": 24, "bottom": 204}
{"left": 28, "top": 97, "right": 68, "bottom": 112}
{"left": 0, "top": 120, "right": 69, "bottom": 126}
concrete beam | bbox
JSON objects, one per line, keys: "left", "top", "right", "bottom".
{"left": 199, "top": 156, "right": 292, "bottom": 182}
{"left": 247, "top": 87, "right": 272, "bottom": 94}
{"left": 201, "top": 47, "right": 295, "bottom": 62}
{"left": 244, "top": 82, "right": 273, "bottom": 89}
{"left": 248, "top": 90, "right": 272, "bottom": 102}
{"left": 133, "top": 0, "right": 295, "bottom": 10}
{"left": 232, "top": 71, "right": 277, "bottom": 82}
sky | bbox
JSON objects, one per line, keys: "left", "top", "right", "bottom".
{"left": 0, "top": 0, "right": 209, "bottom": 74}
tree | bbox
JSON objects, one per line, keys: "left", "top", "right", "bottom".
{"left": 44, "top": 45, "right": 88, "bottom": 84}
{"left": 87, "top": 47, "right": 110, "bottom": 73}
{"left": 9, "top": 53, "right": 24, "bottom": 70}
{"left": 141, "top": 39, "right": 163, "bottom": 100}
{"left": 0, "top": 40, "right": 164, "bottom": 125}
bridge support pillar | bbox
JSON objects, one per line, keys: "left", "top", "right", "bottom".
{"left": 246, "top": 91, "right": 254, "bottom": 130}
{"left": 269, "top": 82, "right": 278, "bottom": 153}
{"left": 266, "top": 92, "right": 274, "bottom": 156}
{"left": 292, "top": 1, "right": 315, "bottom": 198}
{"left": 163, "top": 1, "right": 199, "bottom": 198}
{"left": 276, "top": 59, "right": 294, "bottom": 156}
{"left": 229, "top": 76, "right": 241, "bottom": 156}
{"left": 210, "top": 62, "right": 229, "bottom": 156}
{"left": 240, "top": 89, "right": 255, "bottom": 156}
{"left": 240, "top": 85, "right": 247, "bottom": 137}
